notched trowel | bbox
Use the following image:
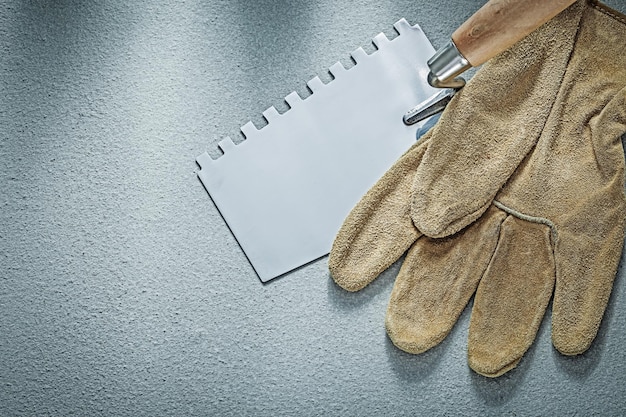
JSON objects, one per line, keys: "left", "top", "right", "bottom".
{"left": 197, "top": 0, "right": 577, "bottom": 282}
{"left": 198, "top": 19, "right": 438, "bottom": 282}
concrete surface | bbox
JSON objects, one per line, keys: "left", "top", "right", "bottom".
{"left": 2, "top": 0, "right": 625, "bottom": 416}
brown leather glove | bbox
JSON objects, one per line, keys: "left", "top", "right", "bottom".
{"left": 329, "top": 0, "right": 626, "bottom": 377}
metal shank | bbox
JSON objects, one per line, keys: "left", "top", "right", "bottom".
{"left": 403, "top": 88, "right": 457, "bottom": 125}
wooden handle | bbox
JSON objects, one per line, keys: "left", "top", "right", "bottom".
{"left": 452, "top": 0, "right": 577, "bottom": 66}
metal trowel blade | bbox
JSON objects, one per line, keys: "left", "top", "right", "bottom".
{"left": 197, "top": 19, "right": 438, "bottom": 282}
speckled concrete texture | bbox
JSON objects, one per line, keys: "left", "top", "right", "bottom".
{"left": 2, "top": 1, "right": 626, "bottom": 415}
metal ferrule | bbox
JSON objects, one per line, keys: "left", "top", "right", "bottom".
{"left": 427, "top": 39, "right": 471, "bottom": 89}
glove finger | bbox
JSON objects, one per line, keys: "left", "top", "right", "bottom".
{"left": 551, "top": 191, "right": 626, "bottom": 355}
{"left": 551, "top": 88, "right": 626, "bottom": 355}
{"left": 328, "top": 136, "right": 430, "bottom": 291}
{"left": 411, "top": 1, "right": 586, "bottom": 239}
{"left": 468, "top": 212, "right": 555, "bottom": 378}
{"left": 385, "top": 205, "right": 506, "bottom": 354}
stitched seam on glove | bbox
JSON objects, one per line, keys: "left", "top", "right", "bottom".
{"left": 590, "top": 0, "right": 626, "bottom": 25}
{"left": 493, "top": 200, "right": 558, "bottom": 246}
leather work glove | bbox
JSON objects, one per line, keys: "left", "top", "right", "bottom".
{"left": 329, "top": 0, "right": 626, "bottom": 377}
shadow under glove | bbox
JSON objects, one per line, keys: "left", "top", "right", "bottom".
{"left": 329, "top": 0, "right": 626, "bottom": 377}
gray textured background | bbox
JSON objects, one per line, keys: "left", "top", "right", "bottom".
{"left": 2, "top": 1, "right": 626, "bottom": 416}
